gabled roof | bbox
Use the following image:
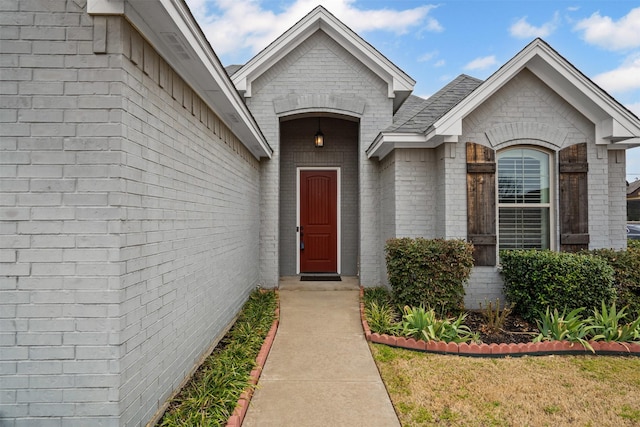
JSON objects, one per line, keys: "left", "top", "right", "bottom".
{"left": 366, "top": 75, "right": 482, "bottom": 159}
{"left": 388, "top": 75, "right": 483, "bottom": 133}
{"left": 230, "top": 6, "right": 415, "bottom": 112}
{"left": 225, "top": 64, "right": 244, "bottom": 77}
{"left": 431, "top": 38, "right": 640, "bottom": 146}
{"left": 368, "top": 38, "right": 640, "bottom": 159}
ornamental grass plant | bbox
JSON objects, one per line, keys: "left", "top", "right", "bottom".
{"left": 159, "top": 289, "right": 277, "bottom": 427}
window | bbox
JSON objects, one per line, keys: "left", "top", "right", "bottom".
{"left": 497, "top": 148, "right": 551, "bottom": 250}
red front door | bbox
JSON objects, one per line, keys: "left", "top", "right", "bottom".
{"left": 300, "top": 170, "right": 338, "bottom": 273}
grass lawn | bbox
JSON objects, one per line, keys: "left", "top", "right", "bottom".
{"left": 371, "top": 343, "right": 640, "bottom": 427}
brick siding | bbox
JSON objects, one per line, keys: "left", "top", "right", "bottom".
{"left": 0, "top": 4, "right": 260, "bottom": 426}
{"left": 245, "top": 30, "right": 393, "bottom": 286}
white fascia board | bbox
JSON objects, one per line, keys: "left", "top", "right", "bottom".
{"left": 607, "top": 137, "right": 640, "bottom": 149}
{"left": 132, "top": 0, "right": 271, "bottom": 158}
{"left": 430, "top": 119, "right": 463, "bottom": 141}
{"left": 432, "top": 40, "right": 640, "bottom": 142}
{"left": 232, "top": 22, "right": 320, "bottom": 97}
{"left": 600, "top": 117, "right": 636, "bottom": 141}
{"left": 90, "top": 0, "right": 271, "bottom": 159}
{"left": 528, "top": 52, "right": 640, "bottom": 143}
{"left": 432, "top": 53, "right": 532, "bottom": 138}
{"left": 527, "top": 48, "right": 640, "bottom": 138}
{"left": 366, "top": 132, "right": 427, "bottom": 159}
{"left": 232, "top": 7, "right": 414, "bottom": 99}
{"left": 604, "top": 137, "right": 640, "bottom": 149}
{"left": 318, "top": 20, "right": 415, "bottom": 94}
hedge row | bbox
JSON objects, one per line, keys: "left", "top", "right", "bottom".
{"left": 589, "top": 243, "right": 640, "bottom": 317}
{"left": 384, "top": 238, "right": 638, "bottom": 321}
{"left": 501, "top": 250, "right": 618, "bottom": 321}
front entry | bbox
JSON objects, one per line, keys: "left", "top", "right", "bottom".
{"left": 299, "top": 169, "right": 338, "bottom": 273}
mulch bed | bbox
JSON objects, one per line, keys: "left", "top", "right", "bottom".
{"left": 464, "top": 311, "right": 539, "bottom": 344}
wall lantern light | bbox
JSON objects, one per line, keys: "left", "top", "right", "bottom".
{"left": 314, "top": 118, "right": 324, "bottom": 148}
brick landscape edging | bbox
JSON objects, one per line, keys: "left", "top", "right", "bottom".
{"left": 359, "top": 287, "right": 640, "bottom": 357}
{"left": 225, "top": 296, "right": 280, "bottom": 427}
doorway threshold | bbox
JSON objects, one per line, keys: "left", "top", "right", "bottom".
{"left": 300, "top": 273, "right": 341, "bottom": 282}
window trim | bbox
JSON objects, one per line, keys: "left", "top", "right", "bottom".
{"left": 496, "top": 146, "right": 556, "bottom": 252}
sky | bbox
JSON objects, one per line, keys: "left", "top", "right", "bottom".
{"left": 185, "top": 0, "right": 640, "bottom": 182}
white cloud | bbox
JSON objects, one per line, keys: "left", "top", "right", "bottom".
{"left": 418, "top": 51, "right": 445, "bottom": 67}
{"left": 424, "top": 16, "right": 444, "bottom": 32}
{"left": 574, "top": 7, "right": 640, "bottom": 51}
{"left": 593, "top": 53, "right": 640, "bottom": 93}
{"left": 509, "top": 12, "right": 560, "bottom": 38}
{"left": 418, "top": 51, "right": 438, "bottom": 62}
{"left": 186, "top": 0, "right": 441, "bottom": 60}
{"left": 464, "top": 55, "right": 497, "bottom": 71}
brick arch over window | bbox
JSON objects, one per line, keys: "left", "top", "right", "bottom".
{"left": 485, "top": 122, "right": 568, "bottom": 149}
{"left": 466, "top": 141, "right": 589, "bottom": 265}
{"left": 273, "top": 93, "right": 366, "bottom": 117}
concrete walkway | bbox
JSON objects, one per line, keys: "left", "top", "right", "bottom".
{"left": 242, "top": 277, "right": 400, "bottom": 427}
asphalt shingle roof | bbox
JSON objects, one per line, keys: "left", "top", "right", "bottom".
{"left": 224, "top": 64, "right": 244, "bottom": 77}
{"left": 389, "top": 74, "right": 483, "bottom": 133}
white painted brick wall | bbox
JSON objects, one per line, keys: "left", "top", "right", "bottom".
{"left": 1, "top": 2, "right": 122, "bottom": 425}
{"left": 1, "top": 4, "right": 261, "bottom": 426}
{"left": 608, "top": 150, "right": 627, "bottom": 249}
{"left": 279, "top": 117, "right": 359, "bottom": 276}
{"left": 464, "top": 267, "right": 504, "bottom": 310}
{"left": 393, "top": 149, "right": 436, "bottom": 238}
{"left": 459, "top": 68, "right": 619, "bottom": 305}
{"left": 379, "top": 151, "right": 395, "bottom": 286}
{"left": 245, "top": 30, "right": 393, "bottom": 286}
{"left": 116, "top": 22, "right": 261, "bottom": 425}
{"left": 380, "top": 151, "right": 396, "bottom": 242}
{"left": 382, "top": 69, "right": 625, "bottom": 306}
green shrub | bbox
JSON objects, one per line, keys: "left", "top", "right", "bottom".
{"left": 385, "top": 238, "right": 474, "bottom": 314}
{"left": 501, "top": 250, "right": 616, "bottom": 321}
{"left": 589, "top": 245, "right": 640, "bottom": 317}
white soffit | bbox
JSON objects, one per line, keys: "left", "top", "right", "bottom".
{"left": 231, "top": 6, "right": 415, "bottom": 109}
{"left": 87, "top": 0, "right": 272, "bottom": 159}
{"left": 366, "top": 133, "right": 430, "bottom": 159}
